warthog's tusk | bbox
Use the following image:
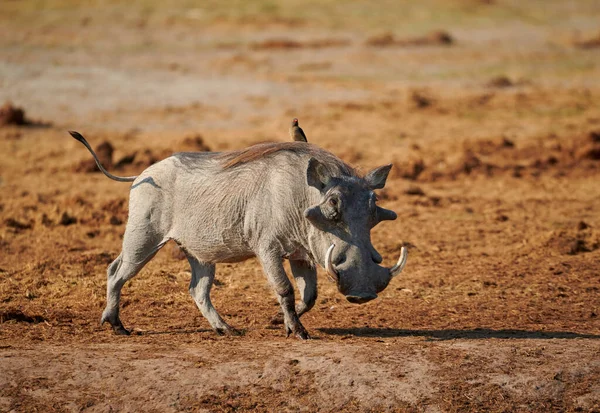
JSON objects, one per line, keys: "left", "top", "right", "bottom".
{"left": 325, "top": 244, "right": 339, "bottom": 283}
{"left": 389, "top": 247, "right": 408, "bottom": 278}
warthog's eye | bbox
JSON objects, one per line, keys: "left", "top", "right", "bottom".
{"left": 368, "top": 192, "right": 378, "bottom": 226}
{"left": 322, "top": 195, "right": 341, "bottom": 221}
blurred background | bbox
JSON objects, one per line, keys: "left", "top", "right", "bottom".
{"left": 1, "top": 0, "right": 599, "bottom": 137}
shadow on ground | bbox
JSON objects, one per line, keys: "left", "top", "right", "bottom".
{"left": 318, "top": 327, "right": 600, "bottom": 340}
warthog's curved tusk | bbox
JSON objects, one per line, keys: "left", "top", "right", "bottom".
{"left": 325, "top": 244, "right": 339, "bottom": 283}
{"left": 389, "top": 247, "right": 408, "bottom": 278}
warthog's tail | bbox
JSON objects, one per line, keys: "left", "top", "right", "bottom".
{"left": 69, "top": 131, "right": 138, "bottom": 182}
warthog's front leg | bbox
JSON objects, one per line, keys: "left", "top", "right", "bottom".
{"left": 258, "top": 250, "right": 309, "bottom": 339}
{"left": 290, "top": 259, "right": 317, "bottom": 317}
{"left": 186, "top": 254, "right": 238, "bottom": 336}
{"left": 270, "top": 259, "right": 317, "bottom": 325}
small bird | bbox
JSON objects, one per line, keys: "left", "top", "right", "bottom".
{"left": 289, "top": 118, "right": 308, "bottom": 142}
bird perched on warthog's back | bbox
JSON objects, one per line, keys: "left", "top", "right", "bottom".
{"left": 289, "top": 118, "right": 308, "bottom": 142}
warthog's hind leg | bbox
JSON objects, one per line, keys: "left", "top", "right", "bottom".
{"left": 101, "top": 239, "right": 168, "bottom": 335}
{"left": 186, "top": 253, "right": 238, "bottom": 335}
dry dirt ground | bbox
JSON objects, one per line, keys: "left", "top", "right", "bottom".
{"left": 1, "top": 1, "right": 600, "bottom": 412}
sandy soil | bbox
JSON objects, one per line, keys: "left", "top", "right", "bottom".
{"left": 1, "top": 1, "right": 600, "bottom": 411}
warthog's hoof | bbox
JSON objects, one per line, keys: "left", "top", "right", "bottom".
{"left": 113, "top": 325, "right": 131, "bottom": 336}
{"left": 214, "top": 326, "right": 242, "bottom": 336}
{"left": 101, "top": 314, "right": 130, "bottom": 336}
{"left": 296, "top": 329, "right": 311, "bottom": 340}
{"left": 286, "top": 325, "right": 310, "bottom": 340}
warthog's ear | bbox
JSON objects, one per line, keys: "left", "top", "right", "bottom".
{"left": 364, "top": 164, "right": 393, "bottom": 190}
{"left": 306, "top": 158, "right": 332, "bottom": 191}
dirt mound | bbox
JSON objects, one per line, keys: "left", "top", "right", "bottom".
{"left": 486, "top": 75, "right": 514, "bottom": 88}
{"left": 0, "top": 310, "right": 47, "bottom": 324}
{"left": 393, "top": 158, "right": 426, "bottom": 180}
{"left": 113, "top": 135, "right": 210, "bottom": 171}
{"left": 73, "top": 141, "right": 114, "bottom": 173}
{"left": 99, "top": 197, "right": 127, "bottom": 225}
{"left": 573, "top": 30, "right": 600, "bottom": 49}
{"left": 0, "top": 102, "right": 28, "bottom": 126}
{"left": 366, "top": 30, "right": 453, "bottom": 47}
{"left": 180, "top": 134, "right": 211, "bottom": 152}
{"left": 4, "top": 217, "right": 33, "bottom": 233}
{"left": 132, "top": 148, "right": 174, "bottom": 168}
{"left": 545, "top": 222, "right": 600, "bottom": 255}
{"left": 0, "top": 102, "right": 51, "bottom": 127}
{"left": 328, "top": 101, "right": 376, "bottom": 112}
{"left": 404, "top": 185, "right": 425, "bottom": 196}
{"left": 250, "top": 38, "right": 350, "bottom": 50}
{"left": 58, "top": 211, "right": 77, "bottom": 226}
{"left": 410, "top": 90, "right": 434, "bottom": 109}
{"left": 410, "top": 131, "right": 600, "bottom": 182}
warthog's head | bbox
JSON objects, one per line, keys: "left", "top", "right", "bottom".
{"left": 304, "top": 158, "right": 407, "bottom": 303}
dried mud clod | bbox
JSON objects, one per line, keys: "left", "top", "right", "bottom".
{"left": 59, "top": 212, "right": 77, "bottom": 226}
{"left": 410, "top": 90, "right": 433, "bottom": 109}
{"left": 394, "top": 158, "right": 426, "bottom": 181}
{"left": 404, "top": 185, "right": 425, "bottom": 196}
{"left": 366, "top": 30, "right": 453, "bottom": 47}
{"left": 40, "top": 213, "right": 53, "bottom": 227}
{"left": 501, "top": 137, "right": 515, "bottom": 148}
{"left": 4, "top": 217, "right": 33, "bottom": 232}
{"left": 414, "top": 130, "right": 600, "bottom": 182}
{"left": 578, "top": 221, "right": 590, "bottom": 231}
{"left": 85, "top": 198, "right": 128, "bottom": 226}
{"left": 134, "top": 148, "right": 173, "bottom": 168}
{"left": 109, "top": 215, "right": 123, "bottom": 225}
{"left": 456, "top": 151, "right": 497, "bottom": 177}
{"left": 250, "top": 38, "right": 349, "bottom": 50}
{"left": 0, "top": 310, "right": 47, "bottom": 324}
{"left": 115, "top": 135, "right": 210, "bottom": 172}
{"left": 365, "top": 33, "right": 396, "bottom": 47}
{"left": 426, "top": 30, "right": 454, "bottom": 45}
{"left": 487, "top": 76, "right": 514, "bottom": 88}
{"left": 114, "top": 148, "right": 171, "bottom": 171}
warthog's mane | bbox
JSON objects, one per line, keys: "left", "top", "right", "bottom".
{"left": 218, "top": 142, "right": 357, "bottom": 177}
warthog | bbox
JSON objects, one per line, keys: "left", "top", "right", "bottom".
{"left": 70, "top": 131, "right": 407, "bottom": 339}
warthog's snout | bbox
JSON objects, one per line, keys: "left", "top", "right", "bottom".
{"left": 345, "top": 293, "right": 377, "bottom": 304}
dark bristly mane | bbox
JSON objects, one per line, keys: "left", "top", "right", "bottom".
{"left": 219, "top": 142, "right": 356, "bottom": 177}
